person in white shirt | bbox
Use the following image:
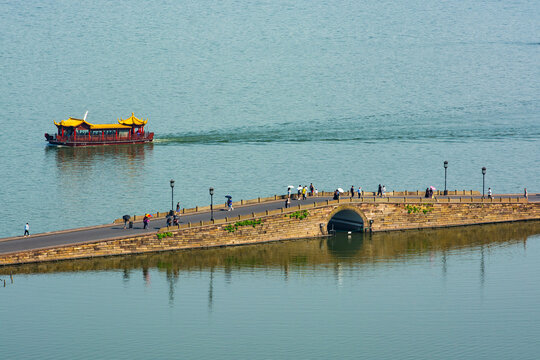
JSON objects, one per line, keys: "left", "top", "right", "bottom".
{"left": 24, "top": 223, "right": 30, "bottom": 236}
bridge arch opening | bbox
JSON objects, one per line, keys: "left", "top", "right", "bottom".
{"left": 327, "top": 208, "right": 365, "bottom": 233}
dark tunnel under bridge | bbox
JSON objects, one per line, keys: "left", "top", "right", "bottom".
{"left": 327, "top": 209, "right": 365, "bottom": 233}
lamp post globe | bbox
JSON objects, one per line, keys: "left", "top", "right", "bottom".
{"left": 170, "top": 179, "right": 175, "bottom": 212}
{"left": 481, "top": 167, "right": 486, "bottom": 199}
{"left": 209, "top": 187, "right": 214, "bottom": 221}
{"left": 443, "top": 161, "right": 448, "bottom": 195}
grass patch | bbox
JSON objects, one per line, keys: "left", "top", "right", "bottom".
{"left": 156, "top": 232, "right": 173, "bottom": 240}
{"left": 224, "top": 219, "right": 263, "bottom": 233}
{"left": 404, "top": 204, "right": 434, "bottom": 214}
{"left": 288, "top": 210, "right": 310, "bottom": 220}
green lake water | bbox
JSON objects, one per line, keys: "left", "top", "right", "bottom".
{"left": 1, "top": 0, "right": 539, "bottom": 358}
{"left": 2, "top": 222, "right": 540, "bottom": 359}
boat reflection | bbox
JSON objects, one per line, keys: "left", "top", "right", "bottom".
{"left": 45, "top": 143, "right": 153, "bottom": 180}
{"left": 45, "top": 143, "right": 152, "bottom": 166}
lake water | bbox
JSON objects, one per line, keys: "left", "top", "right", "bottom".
{"left": 0, "top": 0, "right": 539, "bottom": 237}
{"left": 2, "top": 222, "right": 540, "bottom": 359}
{"left": 1, "top": 1, "right": 540, "bottom": 358}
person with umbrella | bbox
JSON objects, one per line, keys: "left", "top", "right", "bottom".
{"left": 143, "top": 214, "right": 151, "bottom": 229}
{"left": 287, "top": 185, "right": 294, "bottom": 198}
{"left": 226, "top": 195, "right": 233, "bottom": 211}
{"left": 122, "top": 214, "right": 131, "bottom": 229}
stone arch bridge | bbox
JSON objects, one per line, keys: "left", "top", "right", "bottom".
{"left": 0, "top": 195, "right": 538, "bottom": 266}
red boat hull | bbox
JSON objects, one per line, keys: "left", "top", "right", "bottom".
{"left": 45, "top": 133, "right": 154, "bottom": 146}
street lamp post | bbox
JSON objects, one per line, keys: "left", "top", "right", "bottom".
{"left": 482, "top": 167, "right": 486, "bottom": 199}
{"left": 170, "top": 179, "right": 175, "bottom": 212}
{"left": 443, "top": 161, "right": 448, "bottom": 195}
{"left": 209, "top": 187, "right": 214, "bottom": 221}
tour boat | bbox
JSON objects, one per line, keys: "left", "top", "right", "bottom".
{"left": 45, "top": 111, "right": 154, "bottom": 146}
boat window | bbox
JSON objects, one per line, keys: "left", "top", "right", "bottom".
{"left": 76, "top": 130, "right": 89, "bottom": 136}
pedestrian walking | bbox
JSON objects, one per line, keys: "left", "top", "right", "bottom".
{"left": 122, "top": 214, "right": 131, "bottom": 229}
{"left": 297, "top": 185, "right": 302, "bottom": 199}
{"left": 488, "top": 187, "right": 492, "bottom": 199}
{"left": 227, "top": 197, "right": 234, "bottom": 211}
{"left": 524, "top": 188, "right": 528, "bottom": 198}
{"left": 382, "top": 185, "right": 386, "bottom": 197}
{"left": 287, "top": 187, "right": 291, "bottom": 198}
{"left": 315, "top": 188, "right": 318, "bottom": 196}
{"left": 176, "top": 202, "right": 180, "bottom": 213}
{"left": 302, "top": 186, "right": 307, "bottom": 200}
{"left": 377, "top": 184, "right": 382, "bottom": 197}
{"left": 143, "top": 215, "right": 149, "bottom": 229}
{"left": 310, "top": 183, "right": 314, "bottom": 196}
{"left": 24, "top": 222, "right": 30, "bottom": 236}
{"left": 350, "top": 185, "right": 354, "bottom": 199}
{"left": 285, "top": 197, "right": 290, "bottom": 208}
{"left": 166, "top": 216, "right": 172, "bottom": 227}
{"left": 357, "top": 187, "right": 362, "bottom": 198}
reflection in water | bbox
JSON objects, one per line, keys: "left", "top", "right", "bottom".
{"left": 208, "top": 267, "right": 214, "bottom": 311}
{"left": 326, "top": 233, "right": 365, "bottom": 258}
{"left": 2, "top": 221, "right": 539, "bottom": 306}
{"left": 3, "top": 222, "right": 539, "bottom": 275}
{"left": 166, "top": 268, "right": 179, "bottom": 305}
{"left": 45, "top": 143, "right": 152, "bottom": 177}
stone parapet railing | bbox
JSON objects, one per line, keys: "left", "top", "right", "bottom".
{"left": 156, "top": 195, "right": 528, "bottom": 233}
{"left": 113, "top": 190, "right": 484, "bottom": 224}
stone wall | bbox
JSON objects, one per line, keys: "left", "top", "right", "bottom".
{"left": 1, "top": 198, "right": 539, "bottom": 266}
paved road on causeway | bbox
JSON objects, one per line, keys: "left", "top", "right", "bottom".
{"left": 1, "top": 193, "right": 538, "bottom": 255}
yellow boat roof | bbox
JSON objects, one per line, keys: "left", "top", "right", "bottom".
{"left": 118, "top": 113, "right": 148, "bottom": 126}
{"left": 54, "top": 113, "right": 147, "bottom": 129}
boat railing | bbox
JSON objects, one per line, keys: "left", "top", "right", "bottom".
{"left": 50, "top": 132, "right": 153, "bottom": 143}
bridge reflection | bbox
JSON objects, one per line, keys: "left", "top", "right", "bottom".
{"left": 3, "top": 221, "right": 538, "bottom": 308}
{"left": 3, "top": 221, "right": 537, "bottom": 275}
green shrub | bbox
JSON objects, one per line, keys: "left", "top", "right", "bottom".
{"left": 156, "top": 232, "right": 173, "bottom": 240}
{"left": 288, "top": 210, "right": 309, "bottom": 220}
{"left": 224, "top": 219, "right": 263, "bottom": 233}
{"left": 404, "top": 204, "right": 433, "bottom": 214}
